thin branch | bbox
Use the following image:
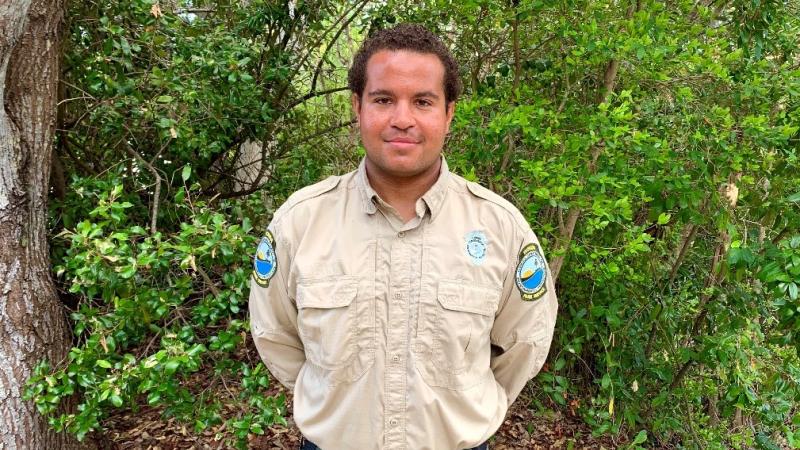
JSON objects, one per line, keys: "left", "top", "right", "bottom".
{"left": 291, "top": 118, "right": 357, "bottom": 147}
{"left": 308, "top": 0, "right": 367, "bottom": 94}
{"left": 549, "top": 0, "right": 639, "bottom": 283}
{"left": 175, "top": 8, "right": 215, "bottom": 14}
{"left": 668, "top": 197, "right": 709, "bottom": 284}
{"left": 770, "top": 226, "right": 790, "bottom": 246}
{"left": 59, "top": 131, "right": 96, "bottom": 175}
{"left": 196, "top": 266, "right": 220, "bottom": 297}
{"left": 282, "top": 86, "right": 349, "bottom": 112}
{"left": 210, "top": 119, "right": 356, "bottom": 200}
{"left": 123, "top": 142, "right": 162, "bottom": 234}
{"left": 498, "top": 0, "right": 522, "bottom": 175}
{"left": 57, "top": 95, "right": 94, "bottom": 106}
{"left": 271, "top": 1, "right": 365, "bottom": 108}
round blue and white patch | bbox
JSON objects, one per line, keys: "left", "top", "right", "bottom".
{"left": 253, "top": 231, "right": 277, "bottom": 287}
{"left": 465, "top": 230, "right": 488, "bottom": 266}
{"left": 515, "top": 243, "right": 547, "bottom": 301}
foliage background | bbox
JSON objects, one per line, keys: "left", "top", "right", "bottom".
{"left": 25, "top": 0, "right": 800, "bottom": 448}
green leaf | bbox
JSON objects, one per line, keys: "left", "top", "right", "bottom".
{"left": 148, "top": 392, "right": 161, "bottom": 405}
{"left": 787, "top": 191, "right": 800, "bottom": 202}
{"left": 96, "top": 360, "right": 112, "bottom": 369}
{"left": 110, "top": 394, "right": 123, "bottom": 407}
{"left": 633, "top": 430, "right": 647, "bottom": 444}
{"left": 755, "top": 433, "right": 781, "bottom": 450}
{"left": 657, "top": 213, "right": 671, "bottom": 225}
{"left": 156, "top": 95, "right": 173, "bottom": 104}
{"left": 601, "top": 373, "right": 611, "bottom": 389}
{"left": 164, "top": 360, "right": 180, "bottom": 375}
{"left": 182, "top": 165, "right": 191, "bottom": 182}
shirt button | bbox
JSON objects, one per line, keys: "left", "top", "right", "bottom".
{"left": 391, "top": 354, "right": 400, "bottom": 363}
{"left": 394, "top": 292, "right": 402, "bottom": 299}
{"left": 389, "top": 419, "right": 398, "bottom": 427}
{"left": 397, "top": 231, "right": 405, "bottom": 238}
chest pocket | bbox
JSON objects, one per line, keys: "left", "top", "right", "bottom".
{"left": 296, "top": 277, "right": 375, "bottom": 385}
{"left": 415, "top": 279, "right": 500, "bottom": 390}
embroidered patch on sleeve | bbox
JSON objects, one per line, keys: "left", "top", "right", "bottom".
{"left": 252, "top": 231, "right": 277, "bottom": 287}
{"left": 465, "top": 230, "right": 488, "bottom": 266}
{"left": 515, "top": 243, "right": 547, "bottom": 301}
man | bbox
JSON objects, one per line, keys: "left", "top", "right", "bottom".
{"left": 249, "top": 24, "right": 558, "bottom": 450}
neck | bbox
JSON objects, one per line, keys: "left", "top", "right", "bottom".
{"left": 365, "top": 158, "right": 442, "bottom": 220}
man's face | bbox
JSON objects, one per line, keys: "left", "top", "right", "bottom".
{"left": 352, "top": 49, "right": 455, "bottom": 180}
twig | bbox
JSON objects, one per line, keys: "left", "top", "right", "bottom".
{"left": 549, "top": 0, "right": 640, "bottom": 283}
{"left": 282, "top": 86, "right": 349, "bottom": 112}
{"left": 308, "top": 0, "right": 366, "bottom": 95}
{"left": 272, "top": 0, "right": 367, "bottom": 108}
{"left": 196, "top": 266, "right": 220, "bottom": 297}
{"left": 123, "top": 142, "right": 162, "bottom": 234}
{"left": 57, "top": 95, "right": 95, "bottom": 106}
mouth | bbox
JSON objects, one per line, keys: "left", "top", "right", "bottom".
{"left": 385, "top": 138, "right": 420, "bottom": 148}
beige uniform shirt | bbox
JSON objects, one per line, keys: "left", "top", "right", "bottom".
{"left": 249, "top": 158, "right": 558, "bottom": 450}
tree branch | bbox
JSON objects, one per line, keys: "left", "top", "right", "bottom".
{"left": 308, "top": 0, "right": 367, "bottom": 95}
{"left": 271, "top": 1, "right": 366, "bottom": 110}
{"left": 282, "top": 86, "right": 349, "bottom": 112}
{"left": 211, "top": 119, "right": 357, "bottom": 200}
{"left": 549, "top": 0, "right": 639, "bottom": 283}
{"left": 498, "top": 0, "right": 522, "bottom": 176}
{"left": 123, "top": 142, "right": 161, "bottom": 234}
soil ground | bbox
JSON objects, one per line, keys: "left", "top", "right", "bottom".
{"left": 91, "top": 339, "right": 618, "bottom": 449}
{"left": 99, "top": 381, "right": 618, "bottom": 449}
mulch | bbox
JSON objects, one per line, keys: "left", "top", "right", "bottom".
{"left": 98, "top": 379, "right": 618, "bottom": 450}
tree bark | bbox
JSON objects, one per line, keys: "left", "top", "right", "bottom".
{"left": 0, "top": 0, "right": 82, "bottom": 448}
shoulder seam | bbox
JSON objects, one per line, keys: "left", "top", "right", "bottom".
{"left": 463, "top": 181, "right": 530, "bottom": 232}
{"left": 272, "top": 175, "right": 342, "bottom": 224}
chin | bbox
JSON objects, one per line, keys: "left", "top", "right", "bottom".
{"left": 384, "top": 164, "right": 421, "bottom": 178}
{"left": 377, "top": 153, "right": 419, "bottom": 171}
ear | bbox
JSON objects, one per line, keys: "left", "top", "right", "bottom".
{"left": 445, "top": 101, "right": 456, "bottom": 133}
{"left": 351, "top": 93, "right": 362, "bottom": 125}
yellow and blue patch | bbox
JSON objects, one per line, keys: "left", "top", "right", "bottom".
{"left": 253, "top": 231, "right": 277, "bottom": 287}
{"left": 515, "top": 243, "right": 547, "bottom": 301}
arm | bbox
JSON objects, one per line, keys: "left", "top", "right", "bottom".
{"left": 490, "top": 226, "right": 558, "bottom": 407}
{"left": 248, "top": 221, "right": 305, "bottom": 389}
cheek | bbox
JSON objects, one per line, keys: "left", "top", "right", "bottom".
{"left": 425, "top": 120, "right": 449, "bottom": 140}
{"left": 360, "top": 113, "right": 384, "bottom": 135}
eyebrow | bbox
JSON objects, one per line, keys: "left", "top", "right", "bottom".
{"left": 366, "top": 89, "right": 441, "bottom": 100}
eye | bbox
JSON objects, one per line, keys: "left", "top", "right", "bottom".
{"left": 374, "top": 97, "right": 392, "bottom": 105}
{"left": 416, "top": 99, "right": 433, "bottom": 107}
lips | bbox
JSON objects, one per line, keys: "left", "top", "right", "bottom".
{"left": 384, "top": 137, "right": 420, "bottom": 146}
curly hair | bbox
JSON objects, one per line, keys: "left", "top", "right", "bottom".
{"left": 348, "top": 23, "right": 462, "bottom": 105}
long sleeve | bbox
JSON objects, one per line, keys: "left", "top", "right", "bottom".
{"left": 248, "top": 221, "right": 305, "bottom": 390}
{"left": 490, "top": 226, "right": 558, "bottom": 407}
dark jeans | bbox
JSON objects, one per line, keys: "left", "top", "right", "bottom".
{"left": 300, "top": 436, "right": 489, "bottom": 450}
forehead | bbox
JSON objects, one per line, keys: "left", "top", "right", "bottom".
{"left": 364, "top": 50, "right": 446, "bottom": 95}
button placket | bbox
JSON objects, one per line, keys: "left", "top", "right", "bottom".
{"left": 385, "top": 239, "right": 409, "bottom": 447}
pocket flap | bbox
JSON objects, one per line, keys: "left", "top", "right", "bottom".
{"left": 296, "top": 277, "right": 358, "bottom": 309}
{"left": 437, "top": 280, "right": 499, "bottom": 316}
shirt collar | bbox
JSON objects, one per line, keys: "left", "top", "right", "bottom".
{"left": 355, "top": 156, "right": 450, "bottom": 220}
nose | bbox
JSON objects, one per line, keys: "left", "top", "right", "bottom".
{"left": 390, "top": 101, "right": 414, "bottom": 130}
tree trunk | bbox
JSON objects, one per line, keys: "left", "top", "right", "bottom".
{"left": 0, "top": 0, "right": 82, "bottom": 448}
